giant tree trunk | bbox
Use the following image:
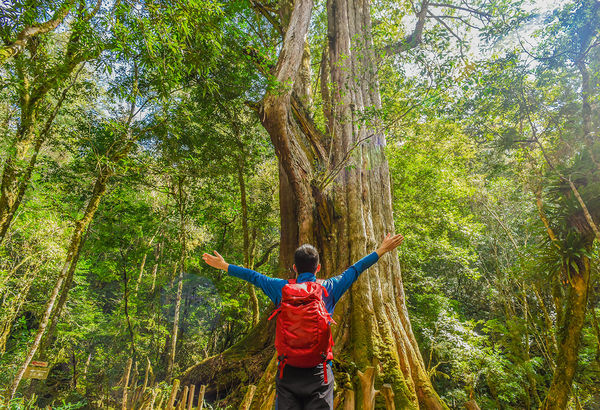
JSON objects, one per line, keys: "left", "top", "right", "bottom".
{"left": 0, "top": 0, "right": 104, "bottom": 243}
{"left": 260, "top": 0, "right": 444, "bottom": 406}
{"left": 184, "top": 0, "right": 444, "bottom": 407}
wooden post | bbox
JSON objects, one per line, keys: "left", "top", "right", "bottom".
{"left": 149, "top": 387, "right": 158, "bottom": 410}
{"left": 155, "top": 391, "right": 165, "bottom": 410}
{"left": 265, "top": 388, "right": 276, "bottom": 409}
{"left": 187, "top": 385, "right": 195, "bottom": 410}
{"left": 333, "top": 391, "right": 343, "bottom": 408}
{"left": 343, "top": 389, "right": 355, "bottom": 410}
{"left": 178, "top": 385, "right": 189, "bottom": 410}
{"left": 122, "top": 358, "right": 133, "bottom": 410}
{"left": 240, "top": 385, "right": 256, "bottom": 410}
{"left": 465, "top": 399, "right": 481, "bottom": 410}
{"left": 382, "top": 384, "right": 395, "bottom": 410}
{"left": 166, "top": 379, "right": 180, "bottom": 410}
{"left": 357, "top": 366, "right": 379, "bottom": 410}
{"left": 196, "top": 385, "right": 206, "bottom": 410}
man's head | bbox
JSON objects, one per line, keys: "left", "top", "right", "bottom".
{"left": 293, "top": 244, "right": 321, "bottom": 275}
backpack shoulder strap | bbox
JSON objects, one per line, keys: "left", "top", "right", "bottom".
{"left": 315, "top": 279, "right": 329, "bottom": 297}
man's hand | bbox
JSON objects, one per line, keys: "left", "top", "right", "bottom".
{"left": 202, "top": 251, "right": 229, "bottom": 271}
{"left": 376, "top": 233, "right": 404, "bottom": 257}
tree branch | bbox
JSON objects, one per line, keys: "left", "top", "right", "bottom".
{"left": 253, "top": 242, "right": 279, "bottom": 269}
{"left": 0, "top": 0, "right": 75, "bottom": 65}
{"left": 291, "top": 93, "right": 327, "bottom": 162}
{"left": 567, "top": 177, "right": 600, "bottom": 242}
{"left": 428, "top": 2, "right": 491, "bottom": 18}
{"left": 249, "top": 0, "right": 284, "bottom": 36}
{"left": 381, "top": 0, "right": 429, "bottom": 57}
{"left": 427, "top": 11, "right": 466, "bottom": 58}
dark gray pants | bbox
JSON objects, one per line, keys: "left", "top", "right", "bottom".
{"left": 275, "top": 363, "right": 334, "bottom": 409}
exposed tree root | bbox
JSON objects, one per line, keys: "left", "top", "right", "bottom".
{"left": 179, "top": 316, "right": 275, "bottom": 406}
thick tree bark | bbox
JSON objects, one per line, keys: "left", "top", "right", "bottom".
{"left": 185, "top": 0, "right": 445, "bottom": 407}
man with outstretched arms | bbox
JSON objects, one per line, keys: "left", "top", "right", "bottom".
{"left": 203, "top": 233, "right": 404, "bottom": 409}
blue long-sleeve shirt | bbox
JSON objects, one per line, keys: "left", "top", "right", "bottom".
{"left": 227, "top": 252, "right": 379, "bottom": 315}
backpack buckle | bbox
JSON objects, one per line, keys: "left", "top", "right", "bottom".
{"left": 278, "top": 355, "right": 287, "bottom": 379}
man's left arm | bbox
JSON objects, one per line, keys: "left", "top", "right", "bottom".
{"left": 324, "top": 233, "right": 404, "bottom": 303}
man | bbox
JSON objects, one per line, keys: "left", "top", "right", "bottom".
{"left": 202, "top": 233, "right": 404, "bottom": 409}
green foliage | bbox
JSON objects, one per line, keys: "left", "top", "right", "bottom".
{"left": 1, "top": 0, "right": 599, "bottom": 407}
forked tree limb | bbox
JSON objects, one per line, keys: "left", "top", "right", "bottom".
{"left": 261, "top": 0, "right": 315, "bottom": 242}
{"left": 381, "top": 0, "right": 429, "bottom": 56}
{"left": 253, "top": 242, "right": 279, "bottom": 269}
{"left": 249, "top": 0, "right": 284, "bottom": 36}
{"left": 290, "top": 94, "right": 327, "bottom": 162}
{"left": 0, "top": 0, "right": 75, "bottom": 65}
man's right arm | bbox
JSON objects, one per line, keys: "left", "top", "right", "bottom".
{"left": 324, "top": 252, "right": 379, "bottom": 303}
{"left": 324, "top": 233, "right": 404, "bottom": 303}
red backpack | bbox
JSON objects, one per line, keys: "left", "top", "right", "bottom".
{"left": 268, "top": 279, "right": 335, "bottom": 382}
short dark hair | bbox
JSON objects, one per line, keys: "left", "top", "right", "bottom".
{"left": 294, "top": 244, "right": 320, "bottom": 274}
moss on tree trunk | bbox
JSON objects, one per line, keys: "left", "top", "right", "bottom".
{"left": 540, "top": 254, "right": 591, "bottom": 409}
{"left": 184, "top": 0, "right": 446, "bottom": 407}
